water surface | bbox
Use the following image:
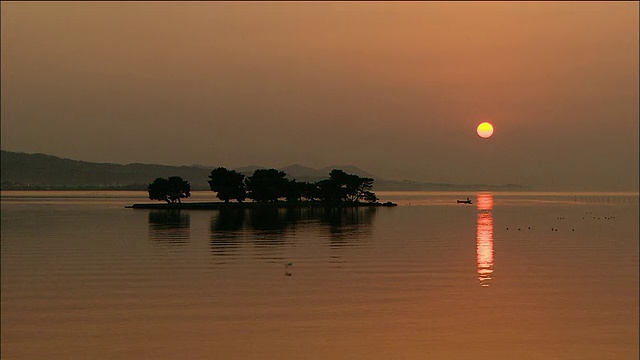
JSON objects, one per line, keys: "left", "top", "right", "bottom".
{"left": 2, "top": 191, "right": 638, "bottom": 359}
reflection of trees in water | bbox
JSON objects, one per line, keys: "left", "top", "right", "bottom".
{"left": 320, "top": 207, "right": 376, "bottom": 247}
{"left": 210, "top": 209, "right": 245, "bottom": 257}
{"left": 212, "top": 208, "right": 246, "bottom": 232}
{"left": 148, "top": 210, "right": 190, "bottom": 245}
{"left": 208, "top": 206, "right": 377, "bottom": 256}
{"left": 248, "top": 208, "right": 293, "bottom": 250}
{"left": 249, "top": 208, "right": 291, "bottom": 232}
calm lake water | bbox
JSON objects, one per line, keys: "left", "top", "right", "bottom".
{"left": 1, "top": 191, "right": 638, "bottom": 359}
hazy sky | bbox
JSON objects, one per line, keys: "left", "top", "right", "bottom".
{"left": 2, "top": 2, "right": 638, "bottom": 191}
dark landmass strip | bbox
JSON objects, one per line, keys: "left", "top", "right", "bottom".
{"left": 1, "top": 150, "right": 533, "bottom": 191}
{"left": 1, "top": 150, "right": 212, "bottom": 190}
{"left": 128, "top": 201, "right": 398, "bottom": 210}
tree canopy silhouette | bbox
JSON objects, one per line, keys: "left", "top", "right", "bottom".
{"left": 143, "top": 168, "right": 380, "bottom": 206}
{"left": 320, "top": 169, "right": 377, "bottom": 203}
{"left": 284, "top": 179, "right": 317, "bottom": 202}
{"left": 208, "top": 167, "right": 246, "bottom": 203}
{"left": 241, "top": 168, "right": 377, "bottom": 203}
{"left": 147, "top": 176, "right": 191, "bottom": 203}
{"left": 246, "top": 169, "right": 289, "bottom": 203}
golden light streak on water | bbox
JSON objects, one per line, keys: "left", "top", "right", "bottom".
{"left": 477, "top": 192, "right": 494, "bottom": 287}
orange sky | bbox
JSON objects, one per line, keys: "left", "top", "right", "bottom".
{"left": 1, "top": 2, "right": 638, "bottom": 190}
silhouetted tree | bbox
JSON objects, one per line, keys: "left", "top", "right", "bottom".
{"left": 316, "top": 178, "right": 343, "bottom": 202}
{"left": 246, "top": 169, "right": 288, "bottom": 202}
{"left": 339, "top": 170, "right": 376, "bottom": 202}
{"left": 147, "top": 176, "right": 191, "bottom": 203}
{"left": 316, "top": 169, "right": 377, "bottom": 203}
{"left": 302, "top": 181, "right": 322, "bottom": 201}
{"left": 208, "top": 167, "right": 247, "bottom": 203}
{"left": 363, "top": 191, "right": 378, "bottom": 203}
{"left": 284, "top": 179, "right": 308, "bottom": 202}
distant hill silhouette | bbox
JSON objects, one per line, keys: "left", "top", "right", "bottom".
{"left": 0, "top": 150, "right": 533, "bottom": 191}
{"left": 280, "top": 164, "right": 324, "bottom": 179}
{"left": 1, "top": 151, "right": 212, "bottom": 190}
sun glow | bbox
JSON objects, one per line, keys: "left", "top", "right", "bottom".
{"left": 477, "top": 122, "right": 494, "bottom": 139}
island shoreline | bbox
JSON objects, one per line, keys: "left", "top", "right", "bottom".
{"left": 127, "top": 201, "right": 397, "bottom": 210}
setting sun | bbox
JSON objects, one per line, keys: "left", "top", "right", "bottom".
{"left": 477, "top": 122, "right": 494, "bottom": 139}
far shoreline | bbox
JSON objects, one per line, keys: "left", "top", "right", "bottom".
{"left": 2, "top": 189, "right": 638, "bottom": 196}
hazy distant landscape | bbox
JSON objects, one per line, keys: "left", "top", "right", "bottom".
{"left": 0, "top": 150, "right": 532, "bottom": 191}
{"left": 1, "top": 3, "right": 637, "bottom": 359}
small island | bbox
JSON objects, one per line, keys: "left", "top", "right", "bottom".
{"left": 127, "top": 168, "right": 397, "bottom": 209}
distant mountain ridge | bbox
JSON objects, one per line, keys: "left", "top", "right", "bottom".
{"left": 1, "top": 151, "right": 213, "bottom": 190}
{"left": 0, "top": 151, "right": 533, "bottom": 191}
{"left": 0, "top": 151, "right": 378, "bottom": 190}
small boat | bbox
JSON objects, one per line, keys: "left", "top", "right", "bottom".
{"left": 457, "top": 198, "right": 473, "bottom": 204}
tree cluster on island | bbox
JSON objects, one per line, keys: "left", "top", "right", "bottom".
{"left": 147, "top": 168, "right": 378, "bottom": 204}
{"left": 147, "top": 176, "right": 192, "bottom": 203}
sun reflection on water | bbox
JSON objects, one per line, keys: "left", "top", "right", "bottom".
{"left": 476, "top": 192, "right": 494, "bottom": 287}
